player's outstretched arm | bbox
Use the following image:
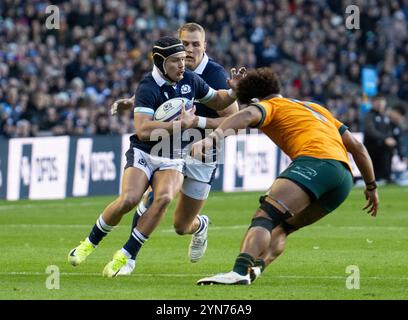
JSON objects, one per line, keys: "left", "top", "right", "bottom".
{"left": 111, "top": 95, "right": 135, "bottom": 115}
{"left": 213, "top": 104, "right": 262, "bottom": 134}
{"left": 190, "top": 105, "right": 261, "bottom": 159}
{"left": 341, "top": 130, "right": 379, "bottom": 216}
{"left": 201, "top": 102, "right": 239, "bottom": 129}
{"left": 204, "top": 67, "right": 246, "bottom": 111}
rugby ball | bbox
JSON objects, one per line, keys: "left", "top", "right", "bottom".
{"left": 154, "top": 97, "right": 194, "bottom": 122}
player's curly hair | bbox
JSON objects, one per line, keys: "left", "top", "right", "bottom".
{"left": 236, "top": 67, "right": 281, "bottom": 104}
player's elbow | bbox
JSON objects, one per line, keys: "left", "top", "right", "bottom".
{"left": 206, "top": 91, "right": 231, "bottom": 111}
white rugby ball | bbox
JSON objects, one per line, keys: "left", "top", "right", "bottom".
{"left": 154, "top": 97, "right": 194, "bottom": 122}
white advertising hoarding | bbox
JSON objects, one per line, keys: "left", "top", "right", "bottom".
{"left": 72, "top": 138, "right": 93, "bottom": 197}
{"left": 7, "top": 137, "right": 69, "bottom": 200}
{"left": 223, "top": 133, "right": 278, "bottom": 192}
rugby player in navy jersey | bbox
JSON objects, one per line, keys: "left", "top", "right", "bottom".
{"left": 111, "top": 23, "right": 239, "bottom": 276}
{"left": 67, "top": 35, "right": 244, "bottom": 277}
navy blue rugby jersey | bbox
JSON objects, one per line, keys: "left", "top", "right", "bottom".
{"left": 193, "top": 54, "right": 229, "bottom": 129}
{"left": 130, "top": 66, "right": 216, "bottom": 158}
{"left": 190, "top": 54, "right": 230, "bottom": 161}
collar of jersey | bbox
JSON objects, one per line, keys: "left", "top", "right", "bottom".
{"left": 152, "top": 65, "right": 176, "bottom": 87}
{"left": 193, "top": 53, "right": 209, "bottom": 75}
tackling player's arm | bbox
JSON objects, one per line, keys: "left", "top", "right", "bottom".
{"left": 209, "top": 104, "right": 263, "bottom": 138}
{"left": 194, "top": 64, "right": 239, "bottom": 128}
{"left": 341, "top": 130, "right": 379, "bottom": 216}
{"left": 203, "top": 89, "right": 237, "bottom": 111}
{"left": 201, "top": 102, "right": 239, "bottom": 129}
{"left": 190, "top": 105, "right": 262, "bottom": 156}
{"left": 200, "top": 67, "right": 246, "bottom": 111}
{"left": 214, "top": 104, "right": 262, "bottom": 132}
{"left": 111, "top": 94, "right": 238, "bottom": 129}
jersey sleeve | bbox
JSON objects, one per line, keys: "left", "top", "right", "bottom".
{"left": 133, "top": 83, "right": 156, "bottom": 117}
{"left": 335, "top": 120, "right": 349, "bottom": 135}
{"left": 250, "top": 101, "right": 275, "bottom": 128}
{"left": 192, "top": 73, "right": 216, "bottom": 104}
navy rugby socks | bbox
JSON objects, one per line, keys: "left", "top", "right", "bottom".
{"left": 88, "top": 215, "right": 114, "bottom": 246}
{"left": 233, "top": 253, "right": 255, "bottom": 276}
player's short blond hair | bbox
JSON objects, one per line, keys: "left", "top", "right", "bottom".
{"left": 178, "top": 23, "right": 205, "bottom": 40}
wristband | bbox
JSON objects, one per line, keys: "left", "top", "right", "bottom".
{"left": 197, "top": 116, "right": 207, "bottom": 129}
{"left": 227, "top": 88, "right": 237, "bottom": 99}
{"left": 365, "top": 180, "right": 377, "bottom": 191}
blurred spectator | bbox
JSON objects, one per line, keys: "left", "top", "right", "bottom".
{"left": 388, "top": 104, "right": 408, "bottom": 183}
{"left": 0, "top": 0, "right": 407, "bottom": 137}
{"left": 95, "top": 113, "right": 111, "bottom": 135}
{"left": 363, "top": 95, "right": 396, "bottom": 183}
{"left": 15, "top": 119, "right": 31, "bottom": 138}
{"left": 388, "top": 104, "right": 408, "bottom": 162}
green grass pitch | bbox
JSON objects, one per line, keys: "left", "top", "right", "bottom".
{"left": 0, "top": 186, "right": 407, "bottom": 300}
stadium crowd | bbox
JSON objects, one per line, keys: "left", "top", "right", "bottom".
{"left": 1, "top": 0, "right": 408, "bottom": 138}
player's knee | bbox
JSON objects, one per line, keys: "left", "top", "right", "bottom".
{"left": 153, "top": 193, "right": 173, "bottom": 210}
{"left": 254, "top": 195, "right": 292, "bottom": 231}
{"left": 119, "top": 193, "right": 140, "bottom": 212}
{"left": 249, "top": 216, "right": 274, "bottom": 232}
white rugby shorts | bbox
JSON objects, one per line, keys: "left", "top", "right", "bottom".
{"left": 181, "top": 155, "right": 217, "bottom": 200}
{"left": 125, "top": 147, "right": 184, "bottom": 180}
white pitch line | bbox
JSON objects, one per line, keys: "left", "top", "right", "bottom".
{"left": 0, "top": 272, "right": 198, "bottom": 277}
{"left": 0, "top": 224, "right": 113, "bottom": 229}
{"left": 0, "top": 202, "right": 99, "bottom": 211}
{"left": 0, "top": 224, "right": 406, "bottom": 232}
{"left": 0, "top": 224, "right": 247, "bottom": 230}
{"left": 1, "top": 271, "right": 408, "bottom": 281}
